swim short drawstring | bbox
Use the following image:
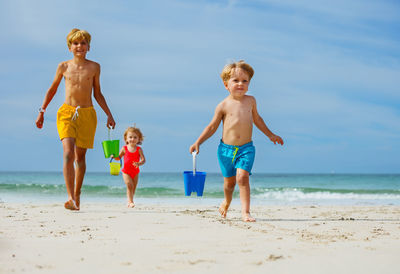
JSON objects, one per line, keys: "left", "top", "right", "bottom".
{"left": 232, "top": 147, "right": 239, "bottom": 163}
{"left": 72, "top": 106, "right": 80, "bottom": 121}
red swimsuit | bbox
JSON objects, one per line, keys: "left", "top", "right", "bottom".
{"left": 121, "top": 145, "right": 141, "bottom": 179}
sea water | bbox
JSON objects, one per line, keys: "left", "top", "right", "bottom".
{"left": 0, "top": 172, "right": 399, "bottom": 206}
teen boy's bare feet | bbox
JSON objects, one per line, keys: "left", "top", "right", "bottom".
{"left": 242, "top": 213, "right": 256, "bottom": 222}
{"left": 75, "top": 195, "right": 80, "bottom": 210}
{"left": 218, "top": 200, "right": 230, "bottom": 218}
{"left": 64, "top": 200, "right": 78, "bottom": 210}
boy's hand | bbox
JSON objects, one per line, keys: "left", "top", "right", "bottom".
{"left": 36, "top": 113, "right": 44, "bottom": 129}
{"left": 270, "top": 134, "right": 284, "bottom": 145}
{"left": 107, "top": 115, "right": 116, "bottom": 129}
{"left": 189, "top": 143, "right": 199, "bottom": 154}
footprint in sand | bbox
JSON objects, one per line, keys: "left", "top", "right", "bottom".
{"left": 266, "top": 254, "right": 284, "bottom": 261}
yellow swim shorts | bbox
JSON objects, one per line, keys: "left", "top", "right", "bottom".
{"left": 56, "top": 104, "right": 97, "bottom": 149}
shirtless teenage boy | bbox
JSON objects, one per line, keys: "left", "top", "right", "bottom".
{"left": 35, "top": 28, "right": 116, "bottom": 210}
{"left": 189, "top": 60, "right": 283, "bottom": 222}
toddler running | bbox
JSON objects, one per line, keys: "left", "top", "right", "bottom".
{"left": 189, "top": 60, "right": 284, "bottom": 222}
{"left": 114, "top": 126, "right": 146, "bottom": 208}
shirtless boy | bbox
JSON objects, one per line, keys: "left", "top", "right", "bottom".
{"left": 35, "top": 28, "right": 116, "bottom": 210}
{"left": 189, "top": 60, "right": 284, "bottom": 222}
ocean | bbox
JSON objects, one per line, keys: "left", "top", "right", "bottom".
{"left": 0, "top": 172, "right": 399, "bottom": 206}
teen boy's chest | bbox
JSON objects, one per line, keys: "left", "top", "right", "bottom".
{"left": 64, "top": 66, "right": 95, "bottom": 86}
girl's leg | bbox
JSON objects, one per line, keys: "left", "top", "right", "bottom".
{"left": 219, "top": 176, "right": 236, "bottom": 218}
{"left": 236, "top": 168, "right": 255, "bottom": 222}
{"left": 131, "top": 174, "right": 139, "bottom": 201}
{"left": 122, "top": 173, "right": 135, "bottom": 207}
{"left": 61, "top": 138, "right": 78, "bottom": 210}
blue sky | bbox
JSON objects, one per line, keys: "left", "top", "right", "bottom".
{"left": 0, "top": 0, "right": 399, "bottom": 173}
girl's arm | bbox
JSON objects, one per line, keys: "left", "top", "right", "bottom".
{"left": 189, "top": 103, "right": 224, "bottom": 154}
{"left": 137, "top": 148, "right": 146, "bottom": 166}
{"left": 113, "top": 147, "right": 125, "bottom": 160}
{"left": 133, "top": 148, "right": 145, "bottom": 167}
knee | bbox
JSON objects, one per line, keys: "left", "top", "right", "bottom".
{"left": 126, "top": 181, "right": 134, "bottom": 189}
{"left": 224, "top": 180, "right": 236, "bottom": 191}
{"left": 236, "top": 173, "right": 249, "bottom": 187}
{"left": 224, "top": 183, "right": 235, "bottom": 191}
{"left": 63, "top": 150, "right": 74, "bottom": 164}
{"left": 75, "top": 155, "right": 86, "bottom": 168}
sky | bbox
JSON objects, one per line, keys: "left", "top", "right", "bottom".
{"left": 0, "top": 0, "right": 399, "bottom": 173}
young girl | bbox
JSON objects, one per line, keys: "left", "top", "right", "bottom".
{"left": 115, "top": 126, "right": 146, "bottom": 208}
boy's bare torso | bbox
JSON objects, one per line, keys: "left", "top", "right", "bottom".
{"left": 61, "top": 59, "right": 99, "bottom": 108}
{"left": 220, "top": 95, "right": 255, "bottom": 146}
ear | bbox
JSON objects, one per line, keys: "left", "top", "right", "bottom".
{"left": 223, "top": 81, "right": 229, "bottom": 90}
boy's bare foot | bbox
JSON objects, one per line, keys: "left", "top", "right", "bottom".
{"left": 75, "top": 195, "right": 80, "bottom": 210}
{"left": 218, "top": 201, "right": 230, "bottom": 218}
{"left": 64, "top": 200, "right": 78, "bottom": 211}
{"left": 242, "top": 213, "right": 256, "bottom": 222}
{"left": 127, "top": 202, "right": 135, "bottom": 208}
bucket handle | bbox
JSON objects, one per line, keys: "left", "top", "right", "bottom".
{"left": 192, "top": 151, "right": 197, "bottom": 175}
{"left": 110, "top": 157, "right": 122, "bottom": 166}
{"left": 107, "top": 128, "right": 113, "bottom": 140}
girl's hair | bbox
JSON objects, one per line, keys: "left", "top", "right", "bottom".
{"left": 124, "top": 126, "right": 144, "bottom": 145}
{"left": 66, "top": 28, "right": 91, "bottom": 49}
{"left": 220, "top": 60, "right": 254, "bottom": 82}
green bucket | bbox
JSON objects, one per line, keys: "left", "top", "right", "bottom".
{"left": 102, "top": 129, "right": 120, "bottom": 158}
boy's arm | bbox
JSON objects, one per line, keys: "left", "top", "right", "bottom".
{"left": 189, "top": 103, "right": 224, "bottom": 154}
{"left": 92, "top": 64, "right": 116, "bottom": 129}
{"left": 252, "top": 97, "right": 284, "bottom": 145}
{"left": 35, "top": 63, "right": 65, "bottom": 129}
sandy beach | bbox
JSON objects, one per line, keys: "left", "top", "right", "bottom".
{"left": 1, "top": 202, "right": 399, "bottom": 274}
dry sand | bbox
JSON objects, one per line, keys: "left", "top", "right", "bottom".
{"left": 1, "top": 203, "right": 399, "bottom": 273}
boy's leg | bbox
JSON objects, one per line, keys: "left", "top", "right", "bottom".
{"left": 74, "top": 146, "right": 87, "bottom": 210}
{"left": 219, "top": 176, "right": 236, "bottom": 218}
{"left": 236, "top": 168, "right": 255, "bottom": 222}
{"left": 61, "top": 138, "right": 78, "bottom": 210}
{"left": 122, "top": 173, "right": 135, "bottom": 207}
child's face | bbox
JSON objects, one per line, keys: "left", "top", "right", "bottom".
{"left": 125, "top": 131, "right": 140, "bottom": 146}
{"left": 224, "top": 68, "right": 250, "bottom": 97}
{"left": 69, "top": 38, "right": 89, "bottom": 56}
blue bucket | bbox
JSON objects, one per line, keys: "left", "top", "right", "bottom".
{"left": 183, "top": 171, "right": 206, "bottom": 196}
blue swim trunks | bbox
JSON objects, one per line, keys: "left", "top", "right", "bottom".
{"left": 217, "top": 140, "right": 256, "bottom": 177}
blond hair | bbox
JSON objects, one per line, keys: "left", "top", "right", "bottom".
{"left": 66, "top": 28, "right": 91, "bottom": 49}
{"left": 220, "top": 60, "right": 254, "bottom": 82}
{"left": 124, "top": 126, "right": 144, "bottom": 145}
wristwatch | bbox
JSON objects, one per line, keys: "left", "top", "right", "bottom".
{"left": 39, "top": 107, "right": 46, "bottom": 113}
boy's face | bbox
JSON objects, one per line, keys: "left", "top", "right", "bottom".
{"left": 69, "top": 38, "right": 89, "bottom": 57}
{"left": 224, "top": 68, "right": 250, "bottom": 97}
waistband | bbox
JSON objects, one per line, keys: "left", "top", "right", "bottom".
{"left": 219, "top": 140, "right": 253, "bottom": 149}
{"left": 60, "top": 103, "right": 94, "bottom": 111}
